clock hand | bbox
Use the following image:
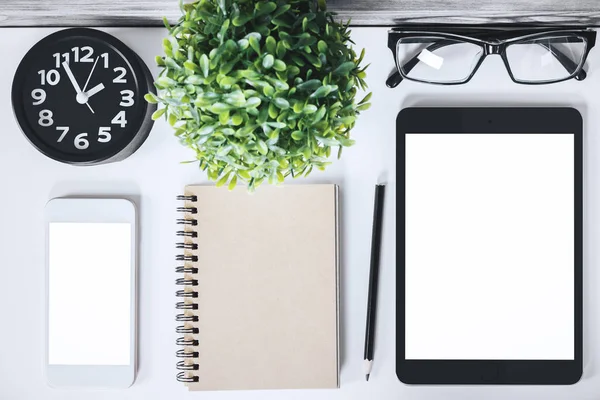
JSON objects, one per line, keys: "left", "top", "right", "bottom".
{"left": 85, "top": 83, "right": 105, "bottom": 98}
{"left": 86, "top": 103, "right": 95, "bottom": 114}
{"left": 62, "top": 61, "right": 83, "bottom": 94}
{"left": 82, "top": 56, "right": 99, "bottom": 93}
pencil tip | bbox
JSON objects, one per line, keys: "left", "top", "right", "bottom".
{"left": 366, "top": 374, "right": 370, "bottom": 381}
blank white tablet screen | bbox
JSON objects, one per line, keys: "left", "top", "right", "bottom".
{"left": 48, "top": 222, "right": 132, "bottom": 365}
{"left": 405, "top": 133, "right": 574, "bottom": 360}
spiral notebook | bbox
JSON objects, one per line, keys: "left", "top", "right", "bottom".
{"left": 175, "top": 184, "right": 340, "bottom": 391}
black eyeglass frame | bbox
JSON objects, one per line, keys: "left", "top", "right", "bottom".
{"left": 387, "top": 28, "right": 597, "bottom": 87}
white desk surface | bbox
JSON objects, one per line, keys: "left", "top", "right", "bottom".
{"left": 0, "top": 27, "right": 599, "bottom": 400}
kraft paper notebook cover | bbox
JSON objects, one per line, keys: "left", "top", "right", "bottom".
{"left": 175, "top": 184, "right": 340, "bottom": 391}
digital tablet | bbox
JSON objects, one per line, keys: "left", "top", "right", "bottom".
{"left": 396, "top": 108, "right": 582, "bottom": 385}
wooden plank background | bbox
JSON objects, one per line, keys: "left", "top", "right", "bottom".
{"left": 1, "top": 0, "right": 599, "bottom": 27}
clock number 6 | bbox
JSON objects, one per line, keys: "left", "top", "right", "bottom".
{"left": 74, "top": 133, "right": 89, "bottom": 150}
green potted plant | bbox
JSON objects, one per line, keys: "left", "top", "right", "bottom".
{"left": 146, "top": 0, "right": 371, "bottom": 190}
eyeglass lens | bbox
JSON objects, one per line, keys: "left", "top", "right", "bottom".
{"left": 396, "top": 35, "right": 587, "bottom": 84}
{"left": 506, "top": 36, "right": 586, "bottom": 83}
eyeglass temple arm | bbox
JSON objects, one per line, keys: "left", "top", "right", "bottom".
{"left": 386, "top": 39, "right": 586, "bottom": 88}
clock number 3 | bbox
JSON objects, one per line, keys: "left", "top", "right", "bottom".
{"left": 120, "top": 90, "right": 134, "bottom": 107}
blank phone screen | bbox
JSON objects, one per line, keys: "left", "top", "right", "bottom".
{"left": 48, "top": 222, "right": 132, "bottom": 365}
{"left": 404, "top": 133, "right": 574, "bottom": 360}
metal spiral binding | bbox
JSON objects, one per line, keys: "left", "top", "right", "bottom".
{"left": 176, "top": 194, "right": 200, "bottom": 384}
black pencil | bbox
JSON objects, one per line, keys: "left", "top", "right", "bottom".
{"left": 364, "top": 184, "right": 386, "bottom": 381}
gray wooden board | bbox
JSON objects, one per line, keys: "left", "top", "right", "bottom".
{"left": 1, "top": 0, "right": 599, "bottom": 27}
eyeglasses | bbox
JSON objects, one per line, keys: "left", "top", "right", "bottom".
{"left": 387, "top": 28, "right": 597, "bottom": 86}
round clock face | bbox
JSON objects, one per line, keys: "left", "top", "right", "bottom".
{"left": 12, "top": 28, "right": 156, "bottom": 165}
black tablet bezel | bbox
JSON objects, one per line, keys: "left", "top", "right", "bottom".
{"left": 396, "top": 107, "right": 583, "bottom": 385}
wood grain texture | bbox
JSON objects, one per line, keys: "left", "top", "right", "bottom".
{"left": 1, "top": 0, "right": 600, "bottom": 27}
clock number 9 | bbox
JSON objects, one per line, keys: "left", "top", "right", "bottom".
{"left": 31, "top": 89, "right": 46, "bottom": 105}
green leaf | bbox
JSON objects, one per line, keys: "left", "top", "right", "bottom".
{"left": 273, "top": 98, "right": 290, "bottom": 109}
{"left": 265, "top": 36, "right": 276, "bottom": 54}
{"left": 273, "top": 4, "right": 291, "bottom": 17}
{"left": 152, "top": 108, "right": 166, "bottom": 120}
{"left": 210, "top": 103, "right": 232, "bottom": 113}
{"left": 144, "top": 93, "right": 159, "bottom": 104}
{"left": 165, "top": 57, "right": 181, "bottom": 70}
{"left": 231, "top": 113, "right": 244, "bottom": 125}
{"left": 358, "top": 92, "right": 372, "bottom": 105}
{"left": 291, "top": 131, "right": 304, "bottom": 140}
{"left": 245, "top": 97, "right": 261, "bottom": 108}
{"left": 218, "top": 19, "right": 230, "bottom": 44}
{"left": 303, "top": 104, "right": 318, "bottom": 114}
{"left": 310, "top": 86, "right": 331, "bottom": 99}
{"left": 315, "top": 136, "right": 340, "bottom": 146}
{"left": 267, "top": 122, "right": 286, "bottom": 129}
{"left": 169, "top": 113, "right": 178, "bottom": 126}
{"left": 232, "top": 11, "right": 253, "bottom": 26}
{"left": 273, "top": 60, "right": 286, "bottom": 71}
{"left": 162, "top": 16, "right": 171, "bottom": 30}
{"left": 220, "top": 76, "right": 237, "bottom": 87}
{"left": 197, "top": 124, "right": 217, "bottom": 136}
{"left": 255, "top": 1, "right": 277, "bottom": 16}
{"left": 216, "top": 171, "right": 231, "bottom": 187}
{"left": 356, "top": 103, "right": 371, "bottom": 111}
{"left": 268, "top": 103, "right": 279, "bottom": 119}
{"left": 228, "top": 174, "right": 238, "bottom": 190}
{"left": 265, "top": 77, "right": 289, "bottom": 91}
{"left": 249, "top": 35, "right": 261, "bottom": 55}
{"left": 157, "top": 76, "right": 177, "bottom": 88}
{"left": 304, "top": 53, "right": 322, "bottom": 68}
{"left": 219, "top": 111, "right": 230, "bottom": 125}
{"left": 337, "top": 136, "right": 356, "bottom": 146}
{"left": 199, "top": 54, "right": 209, "bottom": 78}
{"left": 312, "top": 106, "right": 326, "bottom": 123}
{"left": 219, "top": 61, "right": 236, "bottom": 75}
{"left": 297, "top": 79, "right": 322, "bottom": 91}
{"left": 183, "top": 61, "right": 199, "bottom": 72}
{"left": 184, "top": 75, "right": 204, "bottom": 85}
{"left": 262, "top": 54, "right": 274, "bottom": 69}
{"left": 333, "top": 61, "right": 356, "bottom": 75}
{"left": 257, "top": 140, "right": 268, "bottom": 155}
{"left": 237, "top": 38, "right": 249, "bottom": 50}
{"left": 276, "top": 41, "right": 286, "bottom": 59}
{"left": 317, "top": 40, "right": 328, "bottom": 54}
{"left": 263, "top": 84, "right": 275, "bottom": 97}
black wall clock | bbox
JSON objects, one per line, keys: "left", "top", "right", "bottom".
{"left": 12, "top": 28, "right": 156, "bottom": 165}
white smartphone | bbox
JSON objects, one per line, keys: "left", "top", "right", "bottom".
{"left": 45, "top": 198, "right": 137, "bottom": 388}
